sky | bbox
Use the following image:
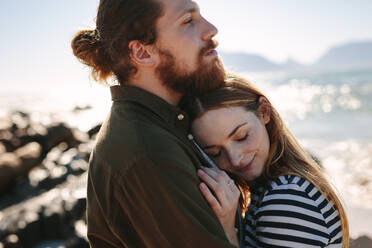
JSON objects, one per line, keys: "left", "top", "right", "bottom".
{"left": 0, "top": 0, "right": 371, "bottom": 86}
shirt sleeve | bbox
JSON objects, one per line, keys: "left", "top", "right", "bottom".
{"left": 254, "top": 181, "right": 342, "bottom": 248}
{"left": 107, "top": 152, "right": 236, "bottom": 248}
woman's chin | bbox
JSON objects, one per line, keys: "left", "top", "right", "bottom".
{"left": 244, "top": 172, "right": 265, "bottom": 185}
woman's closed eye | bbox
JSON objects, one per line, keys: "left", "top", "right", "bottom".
{"left": 207, "top": 150, "right": 221, "bottom": 158}
{"left": 236, "top": 133, "right": 248, "bottom": 142}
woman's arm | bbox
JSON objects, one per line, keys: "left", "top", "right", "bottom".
{"left": 197, "top": 166, "right": 241, "bottom": 247}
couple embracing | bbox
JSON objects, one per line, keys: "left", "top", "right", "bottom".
{"left": 71, "top": 0, "right": 349, "bottom": 247}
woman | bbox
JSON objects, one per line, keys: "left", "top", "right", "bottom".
{"left": 183, "top": 74, "right": 349, "bottom": 247}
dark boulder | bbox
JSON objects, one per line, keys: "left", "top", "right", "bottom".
{"left": 0, "top": 143, "right": 42, "bottom": 192}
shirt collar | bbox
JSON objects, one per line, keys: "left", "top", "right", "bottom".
{"left": 110, "top": 85, "right": 189, "bottom": 129}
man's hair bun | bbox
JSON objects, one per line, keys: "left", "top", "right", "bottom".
{"left": 71, "top": 29, "right": 112, "bottom": 82}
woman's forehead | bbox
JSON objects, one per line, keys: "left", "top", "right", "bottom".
{"left": 198, "top": 106, "right": 253, "bottom": 123}
{"left": 192, "top": 107, "right": 257, "bottom": 142}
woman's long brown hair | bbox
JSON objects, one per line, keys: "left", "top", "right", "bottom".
{"left": 182, "top": 73, "right": 349, "bottom": 247}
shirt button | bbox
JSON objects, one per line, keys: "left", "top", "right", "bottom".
{"left": 177, "top": 114, "right": 184, "bottom": 121}
{"left": 187, "top": 134, "right": 194, "bottom": 140}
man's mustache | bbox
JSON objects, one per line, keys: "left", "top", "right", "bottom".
{"left": 200, "top": 39, "right": 219, "bottom": 56}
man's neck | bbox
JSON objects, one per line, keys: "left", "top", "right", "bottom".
{"left": 129, "top": 75, "right": 183, "bottom": 106}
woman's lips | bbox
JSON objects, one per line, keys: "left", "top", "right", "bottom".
{"left": 237, "top": 156, "right": 255, "bottom": 173}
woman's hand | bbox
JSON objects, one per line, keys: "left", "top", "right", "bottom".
{"left": 197, "top": 166, "right": 241, "bottom": 247}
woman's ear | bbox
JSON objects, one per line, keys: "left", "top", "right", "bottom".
{"left": 257, "top": 96, "right": 271, "bottom": 125}
{"left": 128, "top": 40, "right": 156, "bottom": 67}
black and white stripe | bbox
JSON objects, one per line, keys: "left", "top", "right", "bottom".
{"left": 243, "top": 175, "right": 342, "bottom": 247}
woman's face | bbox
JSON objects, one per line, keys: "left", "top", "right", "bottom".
{"left": 192, "top": 106, "right": 271, "bottom": 182}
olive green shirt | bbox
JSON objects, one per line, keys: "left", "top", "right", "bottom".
{"left": 87, "top": 85, "right": 235, "bottom": 247}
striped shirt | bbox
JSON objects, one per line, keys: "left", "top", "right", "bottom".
{"left": 243, "top": 175, "right": 342, "bottom": 248}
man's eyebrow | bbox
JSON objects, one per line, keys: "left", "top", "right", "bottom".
{"left": 202, "top": 122, "right": 248, "bottom": 150}
{"left": 176, "top": 5, "right": 200, "bottom": 20}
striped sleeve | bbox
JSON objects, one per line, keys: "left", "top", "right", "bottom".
{"left": 254, "top": 176, "right": 342, "bottom": 248}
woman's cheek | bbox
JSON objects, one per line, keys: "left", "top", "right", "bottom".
{"left": 216, "top": 156, "right": 229, "bottom": 170}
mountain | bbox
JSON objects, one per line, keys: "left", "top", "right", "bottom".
{"left": 311, "top": 41, "right": 372, "bottom": 71}
{"left": 282, "top": 58, "right": 304, "bottom": 69}
{"left": 219, "top": 51, "right": 283, "bottom": 72}
{"left": 219, "top": 52, "right": 305, "bottom": 72}
{"left": 219, "top": 40, "right": 372, "bottom": 73}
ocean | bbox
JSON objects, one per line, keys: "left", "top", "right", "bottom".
{"left": 246, "top": 69, "right": 372, "bottom": 237}
{"left": 249, "top": 69, "right": 372, "bottom": 206}
{"left": 1, "top": 68, "right": 371, "bottom": 237}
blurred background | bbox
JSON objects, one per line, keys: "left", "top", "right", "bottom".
{"left": 1, "top": 0, "right": 371, "bottom": 247}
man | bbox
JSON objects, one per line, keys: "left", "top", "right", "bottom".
{"left": 71, "top": 0, "right": 235, "bottom": 247}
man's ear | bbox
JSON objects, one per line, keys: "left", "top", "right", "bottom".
{"left": 257, "top": 96, "right": 271, "bottom": 125}
{"left": 128, "top": 40, "right": 156, "bottom": 67}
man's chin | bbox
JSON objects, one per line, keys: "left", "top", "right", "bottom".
{"left": 156, "top": 50, "right": 226, "bottom": 96}
{"left": 200, "top": 55, "right": 223, "bottom": 73}
{"left": 203, "top": 53, "right": 221, "bottom": 64}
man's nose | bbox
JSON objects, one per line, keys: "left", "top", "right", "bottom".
{"left": 201, "top": 17, "right": 218, "bottom": 41}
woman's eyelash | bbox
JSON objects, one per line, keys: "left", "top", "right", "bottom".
{"left": 211, "top": 150, "right": 221, "bottom": 158}
{"left": 237, "top": 133, "right": 248, "bottom": 142}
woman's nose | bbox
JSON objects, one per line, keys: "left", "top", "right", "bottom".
{"left": 227, "top": 149, "right": 243, "bottom": 167}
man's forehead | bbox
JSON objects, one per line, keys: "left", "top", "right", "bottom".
{"left": 157, "top": 0, "right": 199, "bottom": 20}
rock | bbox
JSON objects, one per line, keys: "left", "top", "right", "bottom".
{"left": 28, "top": 168, "right": 49, "bottom": 188}
{"left": 16, "top": 210, "right": 42, "bottom": 247}
{"left": 40, "top": 202, "right": 65, "bottom": 240}
{"left": 2, "top": 123, "right": 81, "bottom": 156}
{"left": 0, "top": 118, "right": 12, "bottom": 132}
{"left": 0, "top": 112, "right": 90, "bottom": 247}
{"left": 34, "top": 240, "right": 66, "bottom": 248}
{"left": 41, "top": 124, "right": 81, "bottom": 155}
{"left": 66, "top": 236, "right": 89, "bottom": 248}
{"left": 69, "top": 159, "right": 88, "bottom": 175}
{"left": 29, "top": 148, "right": 87, "bottom": 192}
{"left": 0, "top": 137, "right": 21, "bottom": 153}
{"left": 0, "top": 172, "right": 88, "bottom": 247}
{"left": 72, "top": 129, "right": 89, "bottom": 144}
{"left": 72, "top": 105, "right": 92, "bottom": 113}
{"left": 0, "top": 153, "right": 21, "bottom": 191}
{"left": 10, "top": 112, "right": 29, "bottom": 131}
{"left": 77, "top": 142, "right": 94, "bottom": 161}
{"left": 14, "top": 142, "right": 41, "bottom": 165}
{"left": 87, "top": 123, "right": 102, "bottom": 138}
{"left": 0, "top": 143, "right": 42, "bottom": 192}
{"left": 57, "top": 148, "right": 78, "bottom": 166}
{"left": 0, "top": 143, "right": 6, "bottom": 154}
{"left": 350, "top": 235, "right": 372, "bottom": 248}
{"left": 0, "top": 117, "right": 43, "bottom": 153}
{"left": 2, "top": 234, "right": 21, "bottom": 248}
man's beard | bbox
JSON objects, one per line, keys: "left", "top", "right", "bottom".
{"left": 155, "top": 40, "right": 226, "bottom": 96}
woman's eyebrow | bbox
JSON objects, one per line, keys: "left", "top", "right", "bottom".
{"left": 228, "top": 122, "right": 247, "bottom": 138}
{"left": 203, "top": 144, "right": 216, "bottom": 149}
{"left": 202, "top": 122, "right": 248, "bottom": 149}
